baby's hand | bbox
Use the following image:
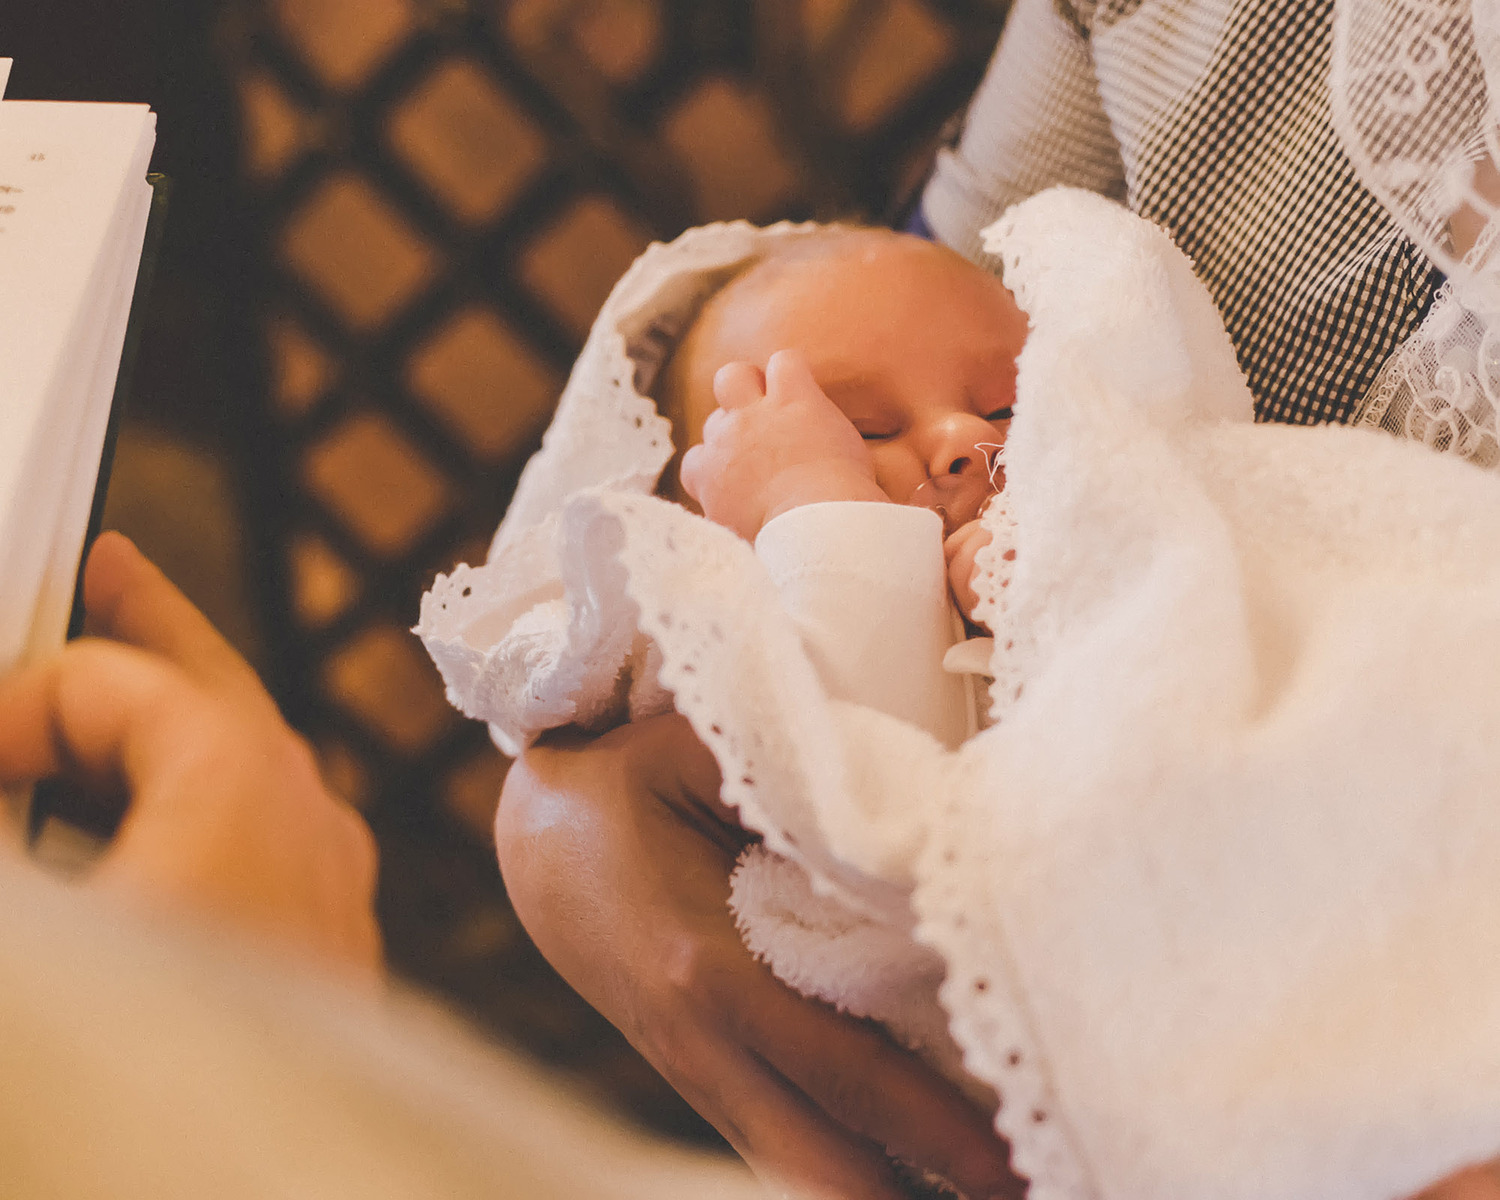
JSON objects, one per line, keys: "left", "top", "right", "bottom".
{"left": 945, "top": 518, "right": 994, "bottom": 628}
{"left": 680, "top": 348, "right": 886, "bottom": 541}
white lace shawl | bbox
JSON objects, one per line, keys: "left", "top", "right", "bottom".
{"left": 420, "top": 185, "right": 1500, "bottom": 1198}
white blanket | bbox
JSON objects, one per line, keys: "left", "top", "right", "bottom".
{"left": 419, "top": 188, "right": 1500, "bottom": 1200}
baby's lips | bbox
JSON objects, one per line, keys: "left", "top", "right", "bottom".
{"left": 909, "top": 472, "right": 996, "bottom": 537}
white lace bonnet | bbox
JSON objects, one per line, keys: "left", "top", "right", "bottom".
{"left": 421, "top": 219, "right": 849, "bottom": 755}
{"left": 493, "top": 219, "right": 832, "bottom": 559}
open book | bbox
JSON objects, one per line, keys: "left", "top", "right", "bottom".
{"left": 0, "top": 61, "right": 159, "bottom": 675}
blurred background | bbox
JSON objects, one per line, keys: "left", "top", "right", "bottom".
{"left": 6, "top": 0, "right": 1008, "bottom": 1147}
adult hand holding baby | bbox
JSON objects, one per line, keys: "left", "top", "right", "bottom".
{"left": 680, "top": 348, "right": 887, "bottom": 541}
{"left": 499, "top": 713, "right": 1023, "bottom": 1200}
{"left": 0, "top": 533, "right": 381, "bottom": 979}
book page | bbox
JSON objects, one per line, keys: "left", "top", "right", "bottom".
{"left": 0, "top": 61, "right": 11, "bottom": 100}
{"left": 0, "top": 103, "right": 155, "bottom": 467}
{"left": 0, "top": 102, "right": 156, "bottom": 669}
{"left": 20, "top": 176, "right": 155, "bottom": 660}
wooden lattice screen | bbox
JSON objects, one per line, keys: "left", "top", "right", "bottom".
{"left": 220, "top": 0, "right": 1008, "bottom": 1142}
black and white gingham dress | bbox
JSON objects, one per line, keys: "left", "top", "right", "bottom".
{"left": 921, "top": 0, "right": 1442, "bottom": 425}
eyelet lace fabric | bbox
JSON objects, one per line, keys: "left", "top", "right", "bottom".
{"left": 422, "top": 182, "right": 1500, "bottom": 1198}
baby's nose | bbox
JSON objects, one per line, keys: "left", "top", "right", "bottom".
{"left": 925, "top": 412, "right": 1002, "bottom": 480}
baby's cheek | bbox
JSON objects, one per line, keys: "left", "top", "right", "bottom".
{"left": 870, "top": 448, "right": 925, "bottom": 506}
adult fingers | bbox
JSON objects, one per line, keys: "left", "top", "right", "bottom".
{"left": 714, "top": 361, "right": 767, "bottom": 409}
{"left": 81, "top": 533, "right": 264, "bottom": 705}
{"left": 659, "top": 1026, "right": 915, "bottom": 1200}
{"left": 0, "top": 641, "right": 193, "bottom": 788}
{"left": 0, "top": 636, "right": 381, "bottom": 977}
{"left": 629, "top": 713, "right": 741, "bottom": 827}
{"left": 581, "top": 718, "right": 1014, "bottom": 1193}
{"left": 715, "top": 971, "right": 1022, "bottom": 1199}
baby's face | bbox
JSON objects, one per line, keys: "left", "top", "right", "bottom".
{"left": 667, "top": 229, "right": 1028, "bottom": 506}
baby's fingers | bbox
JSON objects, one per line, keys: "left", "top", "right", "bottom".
{"left": 945, "top": 522, "right": 994, "bottom": 621}
{"left": 713, "top": 362, "right": 766, "bottom": 410}
{"left": 765, "top": 349, "right": 837, "bottom": 412}
{"left": 944, "top": 519, "right": 991, "bottom": 565}
{"left": 679, "top": 444, "right": 708, "bottom": 504}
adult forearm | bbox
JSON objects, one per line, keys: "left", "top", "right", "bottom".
{"left": 495, "top": 717, "right": 1021, "bottom": 1200}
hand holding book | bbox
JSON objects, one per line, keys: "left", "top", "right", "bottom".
{"left": 0, "top": 531, "right": 381, "bottom": 974}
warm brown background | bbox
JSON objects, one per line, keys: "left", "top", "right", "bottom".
{"left": 6, "top": 0, "right": 1008, "bottom": 1145}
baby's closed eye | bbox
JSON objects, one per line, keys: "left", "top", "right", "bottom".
{"left": 858, "top": 403, "right": 1011, "bottom": 442}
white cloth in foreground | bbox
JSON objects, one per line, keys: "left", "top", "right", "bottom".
{"left": 420, "top": 186, "right": 1500, "bottom": 1200}
{"left": 0, "top": 848, "right": 765, "bottom": 1200}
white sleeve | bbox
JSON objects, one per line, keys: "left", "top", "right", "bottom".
{"left": 754, "top": 501, "right": 975, "bottom": 748}
{"left": 922, "top": 0, "right": 1126, "bottom": 263}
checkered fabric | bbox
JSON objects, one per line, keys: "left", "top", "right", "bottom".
{"left": 922, "top": 0, "right": 1444, "bottom": 425}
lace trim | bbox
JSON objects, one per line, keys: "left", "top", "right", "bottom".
{"left": 421, "top": 220, "right": 853, "bottom": 749}
{"left": 417, "top": 506, "right": 642, "bottom": 751}
{"left": 578, "top": 490, "right": 915, "bottom": 923}
{"left": 587, "top": 486, "right": 1095, "bottom": 1197}
{"left": 947, "top": 187, "right": 1225, "bottom": 1200}
{"left": 1354, "top": 284, "right": 1500, "bottom": 469}
{"left": 969, "top": 487, "right": 1030, "bottom": 724}
{"left": 1329, "top": 0, "right": 1491, "bottom": 291}
{"left": 1330, "top": 0, "right": 1500, "bottom": 469}
{"left": 496, "top": 219, "right": 829, "bottom": 549}
{"left": 913, "top": 778, "right": 1097, "bottom": 1200}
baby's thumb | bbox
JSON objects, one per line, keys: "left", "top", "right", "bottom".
{"left": 679, "top": 445, "right": 706, "bottom": 504}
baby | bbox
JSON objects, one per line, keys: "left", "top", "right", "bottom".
{"left": 415, "top": 215, "right": 1020, "bottom": 757}
{"left": 421, "top": 190, "right": 1500, "bottom": 1200}
{"left": 654, "top": 228, "right": 1024, "bottom": 754}
{"left": 423, "top": 222, "right": 1025, "bottom": 1199}
{"left": 420, "top": 221, "right": 1027, "bottom": 1195}
{"left": 662, "top": 226, "right": 1019, "bottom": 627}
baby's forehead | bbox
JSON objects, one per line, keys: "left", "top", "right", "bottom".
{"left": 746, "top": 226, "right": 912, "bottom": 277}
{"left": 748, "top": 227, "right": 978, "bottom": 291}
